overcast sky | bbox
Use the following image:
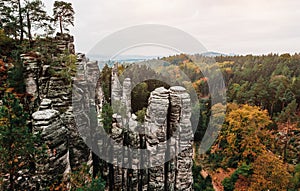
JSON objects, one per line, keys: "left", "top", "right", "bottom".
{"left": 44, "top": 0, "right": 300, "bottom": 56}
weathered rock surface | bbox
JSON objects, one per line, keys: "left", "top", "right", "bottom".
{"left": 22, "top": 60, "right": 38, "bottom": 95}
{"left": 170, "top": 86, "right": 193, "bottom": 191}
{"left": 21, "top": 52, "right": 40, "bottom": 112}
{"left": 111, "top": 63, "right": 122, "bottom": 102}
{"left": 62, "top": 107, "right": 91, "bottom": 171}
{"left": 145, "top": 87, "right": 169, "bottom": 191}
{"left": 55, "top": 33, "right": 75, "bottom": 54}
{"left": 23, "top": 36, "right": 92, "bottom": 188}
{"left": 32, "top": 107, "right": 70, "bottom": 189}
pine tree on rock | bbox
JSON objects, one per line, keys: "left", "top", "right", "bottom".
{"left": 53, "top": 1, "right": 75, "bottom": 34}
{"left": 24, "top": 0, "right": 52, "bottom": 46}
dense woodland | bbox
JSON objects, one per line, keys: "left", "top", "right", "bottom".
{"left": 0, "top": 0, "right": 300, "bottom": 190}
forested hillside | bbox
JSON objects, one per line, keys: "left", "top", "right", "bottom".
{"left": 157, "top": 53, "right": 300, "bottom": 190}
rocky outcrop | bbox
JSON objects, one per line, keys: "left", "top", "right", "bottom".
{"left": 111, "top": 64, "right": 122, "bottom": 102}
{"left": 21, "top": 52, "right": 40, "bottom": 112}
{"left": 122, "top": 78, "right": 132, "bottom": 118}
{"left": 21, "top": 33, "right": 75, "bottom": 112}
{"left": 55, "top": 33, "right": 75, "bottom": 54}
{"left": 101, "top": 65, "right": 194, "bottom": 190}
{"left": 23, "top": 36, "right": 92, "bottom": 188}
{"left": 32, "top": 100, "right": 70, "bottom": 189}
{"left": 62, "top": 107, "right": 91, "bottom": 171}
{"left": 21, "top": 53, "right": 39, "bottom": 97}
{"left": 46, "top": 77, "right": 71, "bottom": 111}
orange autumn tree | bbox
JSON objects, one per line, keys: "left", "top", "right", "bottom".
{"left": 217, "top": 103, "right": 273, "bottom": 167}
{"left": 249, "top": 151, "right": 291, "bottom": 191}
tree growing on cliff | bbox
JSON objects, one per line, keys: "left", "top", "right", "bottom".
{"left": 24, "top": 0, "right": 52, "bottom": 46}
{"left": 53, "top": 1, "right": 74, "bottom": 34}
{"left": 102, "top": 103, "right": 113, "bottom": 133}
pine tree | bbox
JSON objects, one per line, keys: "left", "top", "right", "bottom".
{"left": 24, "top": 0, "right": 52, "bottom": 46}
{"left": 53, "top": 1, "right": 75, "bottom": 34}
{"left": 0, "top": 0, "right": 24, "bottom": 43}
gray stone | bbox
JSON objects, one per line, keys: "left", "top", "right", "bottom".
{"left": 32, "top": 108, "right": 70, "bottom": 189}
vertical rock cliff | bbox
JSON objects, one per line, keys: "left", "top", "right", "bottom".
{"left": 26, "top": 34, "right": 92, "bottom": 188}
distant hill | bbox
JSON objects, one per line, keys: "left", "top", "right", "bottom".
{"left": 200, "top": 51, "right": 228, "bottom": 57}
{"left": 87, "top": 54, "right": 159, "bottom": 62}
{"left": 91, "top": 52, "right": 236, "bottom": 69}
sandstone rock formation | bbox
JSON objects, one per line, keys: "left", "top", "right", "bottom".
{"left": 32, "top": 101, "right": 69, "bottom": 188}
{"left": 94, "top": 64, "right": 194, "bottom": 191}
{"left": 24, "top": 35, "right": 92, "bottom": 188}
{"left": 55, "top": 33, "right": 75, "bottom": 54}
{"left": 22, "top": 35, "right": 194, "bottom": 190}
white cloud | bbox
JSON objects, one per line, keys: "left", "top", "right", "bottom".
{"left": 45, "top": 0, "right": 300, "bottom": 55}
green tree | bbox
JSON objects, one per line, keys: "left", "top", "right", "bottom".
{"left": 290, "top": 164, "right": 300, "bottom": 190}
{"left": 24, "top": 0, "right": 51, "bottom": 46}
{"left": 0, "top": 0, "right": 24, "bottom": 41}
{"left": 53, "top": 1, "right": 75, "bottom": 34}
{"left": 0, "top": 93, "right": 37, "bottom": 190}
{"left": 16, "top": 0, "right": 24, "bottom": 43}
{"left": 131, "top": 82, "right": 150, "bottom": 113}
{"left": 99, "top": 64, "right": 112, "bottom": 102}
{"left": 277, "top": 99, "right": 298, "bottom": 124}
{"left": 249, "top": 77, "right": 269, "bottom": 108}
{"left": 0, "top": 29, "right": 15, "bottom": 57}
{"left": 136, "top": 107, "right": 146, "bottom": 123}
{"left": 222, "top": 164, "right": 252, "bottom": 191}
{"left": 192, "top": 162, "right": 214, "bottom": 191}
{"left": 291, "top": 77, "right": 300, "bottom": 104}
{"left": 269, "top": 75, "right": 290, "bottom": 114}
{"left": 102, "top": 103, "right": 113, "bottom": 133}
{"left": 277, "top": 100, "right": 299, "bottom": 162}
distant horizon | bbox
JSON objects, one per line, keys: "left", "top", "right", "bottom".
{"left": 87, "top": 51, "right": 300, "bottom": 61}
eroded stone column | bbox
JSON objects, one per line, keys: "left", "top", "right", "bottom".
{"left": 170, "top": 86, "right": 193, "bottom": 191}
{"left": 145, "top": 87, "right": 170, "bottom": 191}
